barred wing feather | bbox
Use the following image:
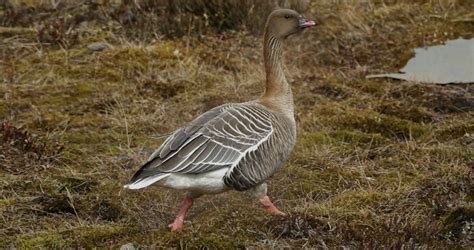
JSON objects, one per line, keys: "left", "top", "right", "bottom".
{"left": 125, "top": 103, "right": 274, "bottom": 188}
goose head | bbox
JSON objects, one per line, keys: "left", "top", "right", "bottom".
{"left": 265, "top": 9, "right": 316, "bottom": 39}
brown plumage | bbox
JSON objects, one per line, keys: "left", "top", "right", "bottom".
{"left": 124, "top": 9, "right": 316, "bottom": 231}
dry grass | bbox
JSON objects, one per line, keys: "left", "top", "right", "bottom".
{"left": 1, "top": 0, "right": 309, "bottom": 42}
{"left": 1, "top": 0, "right": 473, "bottom": 248}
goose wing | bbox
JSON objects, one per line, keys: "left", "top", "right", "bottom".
{"left": 126, "top": 103, "right": 274, "bottom": 187}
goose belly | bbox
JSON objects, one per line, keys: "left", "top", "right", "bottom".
{"left": 158, "top": 168, "right": 230, "bottom": 194}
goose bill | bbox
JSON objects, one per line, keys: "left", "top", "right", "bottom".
{"left": 298, "top": 16, "right": 316, "bottom": 28}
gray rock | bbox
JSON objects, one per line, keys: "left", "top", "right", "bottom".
{"left": 87, "top": 42, "right": 110, "bottom": 52}
{"left": 120, "top": 243, "right": 136, "bottom": 250}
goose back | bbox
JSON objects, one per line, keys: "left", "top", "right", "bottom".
{"left": 223, "top": 102, "right": 296, "bottom": 191}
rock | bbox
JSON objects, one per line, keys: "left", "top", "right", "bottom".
{"left": 120, "top": 243, "right": 136, "bottom": 250}
{"left": 87, "top": 42, "right": 110, "bottom": 52}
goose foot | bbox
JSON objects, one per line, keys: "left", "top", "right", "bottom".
{"left": 168, "top": 219, "right": 184, "bottom": 231}
{"left": 259, "top": 195, "right": 286, "bottom": 216}
{"left": 168, "top": 196, "right": 194, "bottom": 231}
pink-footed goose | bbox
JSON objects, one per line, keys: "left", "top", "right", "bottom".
{"left": 124, "top": 9, "right": 316, "bottom": 231}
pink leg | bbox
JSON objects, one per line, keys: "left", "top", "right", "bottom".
{"left": 259, "top": 195, "right": 286, "bottom": 215}
{"left": 168, "top": 196, "right": 194, "bottom": 231}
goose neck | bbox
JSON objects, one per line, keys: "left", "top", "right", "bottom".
{"left": 263, "top": 33, "right": 285, "bottom": 90}
{"left": 260, "top": 32, "right": 293, "bottom": 116}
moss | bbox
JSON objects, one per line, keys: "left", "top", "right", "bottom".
{"left": 351, "top": 79, "right": 388, "bottom": 96}
{"left": 0, "top": 27, "right": 36, "bottom": 39}
{"left": 34, "top": 94, "right": 67, "bottom": 106}
{"left": 266, "top": 213, "right": 330, "bottom": 241}
{"left": 299, "top": 131, "right": 333, "bottom": 146}
{"left": 74, "top": 225, "right": 133, "bottom": 246}
{"left": 186, "top": 233, "right": 243, "bottom": 248}
{"left": 141, "top": 79, "right": 186, "bottom": 99}
{"left": 311, "top": 82, "right": 349, "bottom": 100}
{"left": 8, "top": 43, "right": 182, "bottom": 88}
{"left": 441, "top": 206, "right": 474, "bottom": 241}
{"left": 99, "top": 42, "right": 179, "bottom": 68}
{"left": 0, "top": 197, "right": 19, "bottom": 209}
{"left": 64, "top": 129, "right": 116, "bottom": 145}
{"left": 91, "top": 200, "right": 126, "bottom": 221}
{"left": 300, "top": 130, "right": 385, "bottom": 148}
{"left": 425, "top": 145, "right": 472, "bottom": 163}
{"left": 144, "top": 204, "right": 261, "bottom": 248}
{"left": 323, "top": 108, "right": 428, "bottom": 139}
{"left": 79, "top": 31, "right": 115, "bottom": 46}
{"left": 309, "top": 190, "right": 387, "bottom": 220}
{"left": 377, "top": 100, "right": 433, "bottom": 123}
{"left": 15, "top": 233, "right": 67, "bottom": 249}
{"left": 333, "top": 190, "right": 385, "bottom": 210}
{"left": 72, "top": 82, "right": 96, "bottom": 95}
{"left": 61, "top": 129, "right": 129, "bottom": 159}
{"left": 0, "top": 103, "right": 7, "bottom": 118}
{"left": 152, "top": 231, "right": 244, "bottom": 248}
{"left": 435, "top": 122, "right": 474, "bottom": 141}
{"left": 395, "top": 50, "right": 416, "bottom": 69}
{"left": 329, "top": 130, "right": 385, "bottom": 145}
{"left": 57, "top": 177, "right": 98, "bottom": 194}
{"left": 1, "top": 176, "right": 50, "bottom": 196}
{"left": 13, "top": 224, "right": 134, "bottom": 248}
{"left": 285, "top": 166, "right": 363, "bottom": 200}
{"left": 373, "top": 168, "right": 428, "bottom": 191}
{"left": 35, "top": 193, "right": 78, "bottom": 215}
{"left": 42, "top": 48, "right": 88, "bottom": 67}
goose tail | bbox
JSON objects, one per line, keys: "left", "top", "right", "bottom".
{"left": 123, "top": 173, "right": 169, "bottom": 189}
{"left": 124, "top": 161, "right": 170, "bottom": 189}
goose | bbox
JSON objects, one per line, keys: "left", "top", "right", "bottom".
{"left": 124, "top": 9, "right": 316, "bottom": 231}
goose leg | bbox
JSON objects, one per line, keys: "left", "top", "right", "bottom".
{"left": 251, "top": 183, "right": 286, "bottom": 215}
{"left": 168, "top": 193, "right": 199, "bottom": 231}
{"left": 259, "top": 195, "right": 285, "bottom": 215}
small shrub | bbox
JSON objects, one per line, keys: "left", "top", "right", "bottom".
{"left": 116, "top": 0, "right": 309, "bottom": 38}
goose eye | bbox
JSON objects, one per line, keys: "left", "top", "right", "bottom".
{"left": 284, "top": 15, "right": 290, "bottom": 19}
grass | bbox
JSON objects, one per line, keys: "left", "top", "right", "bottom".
{"left": 1, "top": 0, "right": 473, "bottom": 248}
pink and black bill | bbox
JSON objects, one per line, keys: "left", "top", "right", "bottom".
{"left": 298, "top": 16, "right": 317, "bottom": 28}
